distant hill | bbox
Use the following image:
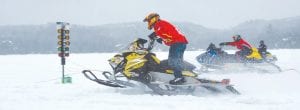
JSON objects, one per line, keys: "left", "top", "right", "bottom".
{"left": 0, "top": 16, "right": 300, "bottom": 54}
{"left": 230, "top": 16, "right": 300, "bottom": 48}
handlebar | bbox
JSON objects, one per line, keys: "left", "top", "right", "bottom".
{"left": 147, "top": 38, "right": 155, "bottom": 51}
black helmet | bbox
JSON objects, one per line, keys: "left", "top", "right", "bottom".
{"left": 209, "top": 43, "right": 216, "bottom": 48}
{"left": 260, "top": 40, "right": 264, "bottom": 44}
{"left": 233, "top": 34, "right": 241, "bottom": 41}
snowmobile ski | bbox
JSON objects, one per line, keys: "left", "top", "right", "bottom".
{"left": 82, "top": 70, "right": 126, "bottom": 88}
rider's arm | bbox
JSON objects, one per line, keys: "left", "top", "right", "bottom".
{"left": 148, "top": 32, "right": 157, "bottom": 40}
{"left": 228, "top": 41, "right": 238, "bottom": 46}
{"left": 219, "top": 42, "right": 232, "bottom": 46}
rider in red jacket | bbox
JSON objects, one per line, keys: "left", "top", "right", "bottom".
{"left": 143, "top": 13, "right": 188, "bottom": 85}
{"left": 220, "top": 35, "right": 252, "bottom": 60}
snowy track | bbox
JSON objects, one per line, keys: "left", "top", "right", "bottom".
{"left": 0, "top": 50, "right": 300, "bottom": 110}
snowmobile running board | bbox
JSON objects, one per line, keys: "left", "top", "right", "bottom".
{"left": 82, "top": 70, "right": 125, "bottom": 88}
{"left": 149, "top": 79, "right": 240, "bottom": 95}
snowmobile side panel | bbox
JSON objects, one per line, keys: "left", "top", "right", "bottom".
{"left": 146, "top": 72, "right": 240, "bottom": 95}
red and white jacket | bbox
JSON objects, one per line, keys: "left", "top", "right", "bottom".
{"left": 153, "top": 19, "right": 188, "bottom": 46}
{"left": 228, "top": 38, "right": 252, "bottom": 50}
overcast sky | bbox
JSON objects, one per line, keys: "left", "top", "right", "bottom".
{"left": 1, "top": 0, "right": 300, "bottom": 29}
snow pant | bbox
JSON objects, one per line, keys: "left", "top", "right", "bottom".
{"left": 236, "top": 47, "right": 252, "bottom": 61}
{"left": 259, "top": 50, "right": 267, "bottom": 59}
{"left": 168, "top": 43, "right": 187, "bottom": 78}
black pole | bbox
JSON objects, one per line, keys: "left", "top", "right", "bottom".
{"left": 61, "top": 25, "right": 65, "bottom": 83}
{"left": 62, "top": 57, "right": 65, "bottom": 83}
{"left": 62, "top": 64, "right": 65, "bottom": 82}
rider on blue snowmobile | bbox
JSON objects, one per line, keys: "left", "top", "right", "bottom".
{"left": 196, "top": 43, "right": 226, "bottom": 66}
{"left": 207, "top": 43, "right": 218, "bottom": 57}
{"left": 205, "top": 43, "right": 220, "bottom": 64}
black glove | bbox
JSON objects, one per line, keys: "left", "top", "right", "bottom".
{"left": 219, "top": 42, "right": 229, "bottom": 46}
{"left": 148, "top": 32, "right": 157, "bottom": 40}
{"left": 156, "top": 38, "right": 163, "bottom": 44}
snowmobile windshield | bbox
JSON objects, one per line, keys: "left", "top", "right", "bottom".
{"left": 108, "top": 55, "right": 124, "bottom": 69}
{"left": 128, "top": 42, "right": 144, "bottom": 51}
{"left": 126, "top": 38, "right": 148, "bottom": 52}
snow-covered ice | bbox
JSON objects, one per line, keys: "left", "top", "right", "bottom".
{"left": 0, "top": 49, "right": 300, "bottom": 110}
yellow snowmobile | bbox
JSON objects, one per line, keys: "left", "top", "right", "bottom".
{"left": 82, "top": 38, "right": 240, "bottom": 95}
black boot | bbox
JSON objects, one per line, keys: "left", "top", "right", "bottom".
{"left": 169, "top": 77, "right": 186, "bottom": 85}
